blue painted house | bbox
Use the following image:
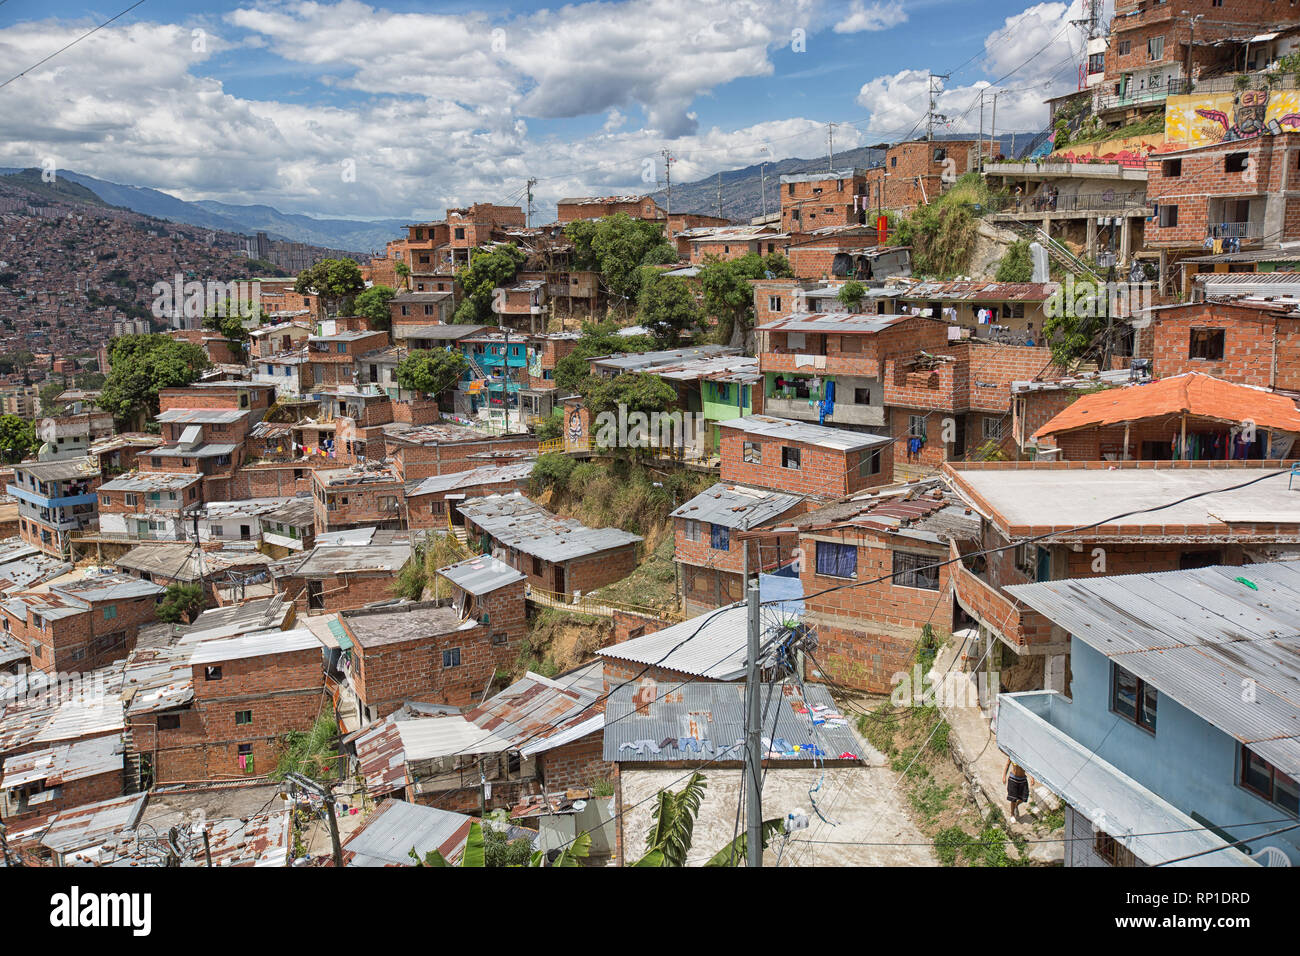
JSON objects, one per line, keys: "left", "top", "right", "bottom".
{"left": 997, "top": 562, "right": 1300, "bottom": 868}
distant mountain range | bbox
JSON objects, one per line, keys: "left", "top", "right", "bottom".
{"left": 650, "top": 134, "right": 1031, "bottom": 223}
{"left": 0, "top": 167, "right": 405, "bottom": 254}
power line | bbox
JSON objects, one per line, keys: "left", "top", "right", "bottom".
{"left": 0, "top": 0, "right": 148, "bottom": 92}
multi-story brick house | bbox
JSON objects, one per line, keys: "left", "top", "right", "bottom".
{"left": 248, "top": 320, "right": 313, "bottom": 359}
{"left": 944, "top": 460, "right": 1300, "bottom": 703}
{"left": 779, "top": 169, "right": 870, "bottom": 233}
{"left": 526, "top": 332, "right": 581, "bottom": 391}
{"left": 312, "top": 462, "right": 405, "bottom": 534}
{"left": 255, "top": 278, "right": 321, "bottom": 319}
{"left": 390, "top": 291, "right": 454, "bottom": 334}
{"left": 556, "top": 195, "right": 665, "bottom": 223}
{"left": 718, "top": 415, "right": 893, "bottom": 499}
{"left": 863, "top": 140, "right": 991, "bottom": 215}
{"left": 97, "top": 471, "right": 203, "bottom": 540}
{"left": 757, "top": 312, "right": 950, "bottom": 431}
{"left": 784, "top": 233, "right": 911, "bottom": 282}
{"left": 1029, "top": 371, "right": 1300, "bottom": 461}
{"left": 883, "top": 340, "right": 1070, "bottom": 472}
{"left": 1139, "top": 298, "right": 1300, "bottom": 389}
{"left": 671, "top": 483, "right": 806, "bottom": 616}
{"left": 1146, "top": 130, "right": 1300, "bottom": 256}
{"left": 1, "top": 572, "right": 164, "bottom": 674}
{"left": 8, "top": 457, "right": 101, "bottom": 557}
{"left": 122, "top": 626, "right": 325, "bottom": 784}
{"left": 339, "top": 556, "right": 526, "bottom": 720}
{"left": 458, "top": 492, "right": 642, "bottom": 597}
{"left": 492, "top": 278, "right": 548, "bottom": 332}
{"left": 684, "top": 225, "right": 788, "bottom": 264}
{"left": 406, "top": 461, "right": 534, "bottom": 531}
{"left": 889, "top": 279, "right": 1058, "bottom": 342}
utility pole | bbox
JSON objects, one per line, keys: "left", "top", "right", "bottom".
{"left": 525, "top": 177, "right": 537, "bottom": 228}
{"left": 502, "top": 325, "right": 511, "bottom": 430}
{"left": 1182, "top": 11, "right": 1204, "bottom": 93}
{"left": 286, "top": 772, "right": 344, "bottom": 868}
{"left": 989, "top": 90, "right": 999, "bottom": 166}
{"left": 717, "top": 171, "right": 723, "bottom": 219}
{"left": 927, "top": 73, "right": 949, "bottom": 142}
{"left": 744, "top": 576, "right": 762, "bottom": 867}
{"left": 660, "top": 148, "right": 675, "bottom": 216}
{"left": 827, "top": 122, "right": 837, "bottom": 171}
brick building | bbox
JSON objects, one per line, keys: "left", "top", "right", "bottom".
{"left": 457, "top": 492, "right": 642, "bottom": 597}
{"left": 312, "top": 462, "right": 405, "bottom": 534}
{"left": 556, "top": 195, "right": 665, "bottom": 223}
{"left": 272, "top": 540, "right": 411, "bottom": 613}
{"left": 757, "top": 312, "right": 950, "bottom": 430}
{"left": 97, "top": 471, "right": 203, "bottom": 540}
{"left": 863, "top": 140, "right": 990, "bottom": 215}
{"left": 0, "top": 735, "right": 124, "bottom": 825}
{"left": 0, "top": 572, "right": 164, "bottom": 675}
{"left": 779, "top": 169, "right": 870, "bottom": 233}
{"left": 383, "top": 424, "right": 538, "bottom": 482}
{"left": 7, "top": 457, "right": 101, "bottom": 557}
{"left": 405, "top": 461, "right": 534, "bottom": 531}
{"left": 945, "top": 460, "right": 1300, "bottom": 701}
{"left": 123, "top": 626, "right": 325, "bottom": 784}
{"left": 718, "top": 415, "right": 893, "bottom": 499}
{"left": 671, "top": 483, "right": 805, "bottom": 616}
{"left": 1141, "top": 299, "right": 1300, "bottom": 389}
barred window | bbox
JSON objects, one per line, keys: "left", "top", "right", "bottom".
{"left": 892, "top": 551, "right": 939, "bottom": 590}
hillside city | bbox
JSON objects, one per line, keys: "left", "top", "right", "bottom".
{"left": 0, "top": 0, "right": 1297, "bottom": 889}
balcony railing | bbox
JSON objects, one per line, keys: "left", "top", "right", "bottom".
{"left": 1003, "top": 193, "right": 1148, "bottom": 215}
{"left": 1207, "top": 221, "right": 1264, "bottom": 239}
{"left": 1093, "top": 79, "right": 1187, "bottom": 113}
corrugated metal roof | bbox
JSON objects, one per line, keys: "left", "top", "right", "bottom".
{"left": 671, "top": 483, "right": 803, "bottom": 529}
{"left": 406, "top": 461, "right": 534, "bottom": 497}
{"left": 718, "top": 415, "right": 892, "bottom": 452}
{"left": 1006, "top": 562, "right": 1300, "bottom": 775}
{"left": 155, "top": 409, "right": 249, "bottom": 424}
{"left": 603, "top": 681, "right": 861, "bottom": 763}
{"left": 37, "top": 793, "right": 148, "bottom": 855}
{"left": 458, "top": 492, "right": 642, "bottom": 563}
{"left": 756, "top": 312, "right": 916, "bottom": 333}
{"left": 187, "top": 626, "right": 323, "bottom": 665}
{"left": 397, "top": 715, "right": 513, "bottom": 760}
{"left": 469, "top": 668, "right": 603, "bottom": 757}
{"left": 288, "top": 544, "right": 411, "bottom": 576}
{"left": 436, "top": 554, "right": 526, "bottom": 595}
{"left": 354, "top": 713, "right": 409, "bottom": 796}
{"left": 597, "top": 605, "right": 759, "bottom": 680}
{"left": 343, "top": 799, "right": 473, "bottom": 866}
{"left": 1, "top": 735, "right": 123, "bottom": 790}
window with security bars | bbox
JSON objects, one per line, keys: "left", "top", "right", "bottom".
{"left": 892, "top": 551, "right": 939, "bottom": 590}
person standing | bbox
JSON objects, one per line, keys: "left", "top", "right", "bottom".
{"left": 1004, "top": 757, "right": 1031, "bottom": 820}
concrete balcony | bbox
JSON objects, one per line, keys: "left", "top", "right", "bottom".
{"left": 997, "top": 691, "right": 1256, "bottom": 867}
{"left": 762, "top": 394, "right": 886, "bottom": 428}
{"left": 1208, "top": 221, "right": 1265, "bottom": 240}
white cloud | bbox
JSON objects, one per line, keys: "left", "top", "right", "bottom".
{"left": 833, "top": 1, "right": 907, "bottom": 34}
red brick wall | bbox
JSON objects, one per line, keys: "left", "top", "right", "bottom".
{"left": 540, "top": 734, "right": 611, "bottom": 792}
{"left": 720, "top": 427, "right": 892, "bottom": 498}
{"left": 1150, "top": 303, "right": 1300, "bottom": 389}
{"left": 388, "top": 435, "right": 539, "bottom": 482}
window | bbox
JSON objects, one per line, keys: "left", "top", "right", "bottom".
{"left": 683, "top": 519, "right": 702, "bottom": 542}
{"left": 893, "top": 550, "right": 940, "bottom": 590}
{"left": 1094, "top": 829, "right": 1136, "bottom": 866}
{"left": 909, "top": 415, "right": 928, "bottom": 439}
{"left": 532, "top": 555, "right": 543, "bottom": 576}
{"left": 235, "top": 710, "right": 252, "bottom": 725}
{"left": 31, "top": 641, "right": 42, "bottom": 658}
{"left": 1225, "top": 152, "right": 1248, "bottom": 172}
{"left": 781, "top": 446, "right": 801, "bottom": 470}
{"left": 1110, "top": 662, "right": 1157, "bottom": 732}
{"left": 205, "top": 665, "right": 222, "bottom": 681}
{"left": 1189, "top": 328, "right": 1225, "bottom": 360}
{"left": 815, "top": 541, "right": 857, "bottom": 579}
{"left": 859, "top": 450, "right": 882, "bottom": 478}
{"left": 1158, "top": 204, "right": 1178, "bottom": 227}
{"left": 1240, "top": 746, "right": 1299, "bottom": 815}
{"left": 854, "top": 387, "right": 871, "bottom": 405}
{"left": 710, "top": 524, "right": 730, "bottom": 550}
{"left": 1088, "top": 52, "right": 1105, "bottom": 73}
{"left": 211, "top": 524, "right": 224, "bottom": 537}
{"left": 124, "top": 493, "right": 137, "bottom": 507}
{"left": 982, "top": 417, "right": 1004, "bottom": 440}
{"left": 237, "top": 743, "right": 254, "bottom": 772}
{"left": 492, "top": 632, "right": 508, "bottom": 645}
{"left": 443, "top": 647, "right": 462, "bottom": 668}
{"left": 157, "top": 714, "right": 180, "bottom": 730}
{"left": 933, "top": 147, "right": 947, "bottom": 162}
{"left": 103, "top": 606, "right": 117, "bottom": 621}
{"left": 743, "top": 440, "right": 762, "bottom": 464}
{"left": 454, "top": 227, "right": 465, "bottom": 240}
{"left": 890, "top": 156, "right": 898, "bottom": 168}
{"left": 1118, "top": 39, "right": 1130, "bottom": 55}
{"left": 1147, "top": 35, "right": 1164, "bottom": 60}
{"left": 100, "top": 494, "right": 110, "bottom": 506}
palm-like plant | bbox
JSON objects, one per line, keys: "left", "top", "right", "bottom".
{"left": 634, "top": 772, "right": 707, "bottom": 866}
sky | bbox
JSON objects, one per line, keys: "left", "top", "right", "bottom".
{"left": 0, "top": 0, "right": 1111, "bottom": 222}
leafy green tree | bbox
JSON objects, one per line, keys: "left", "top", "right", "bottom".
{"left": 75, "top": 371, "right": 106, "bottom": 390}
{"left": 552, "top": 320, "right": 656, "bottom": 393}
{"left": 156, "top": 582, "right": 206, "bottom": 624}
{"left": 294, "top": 258, "right": 365, "bottom": 317}
{"left": 395, "top": 349, "right": 469, "bottom": 397}
{"left": 995, "top": 240, "right": 1034, "bottom": 282}
{"left": 394, "top": 261, "right": 411, "bottom": 290}
{"left": 274, "top": 713, "right": 338, "bottom": 782}
{"left": 638, "top": 274, "right": 701, "bottom": 347}
{"left": 631, "top": 771, "right": 783, "bottom": 867}
{"left": 0, "top": 414, "right": 37, "bottom": 463}
{"left": 39, "top": 379, "right": 68, "bottom": 414}
{"left": 202, "top": 305, "right": 251, "bottom": 349}
{"left": 565, "top": 214, "right": 672, "bottom": 315}
{"left": 452, "top": 244, "right": 527, "bottom": 324}
{"left": 1043, "top": 277, "right": 1107, "bottom": 368}
{"left": 354, "top": 285, "right": 396, "bottom": 331}
{"left": 837, "top": 280, "right": 866, "bottom": 311}
{"left": 698, "top": 252, "right": 784, "bottom": 347}
{"left": 100, "top": 335, "right": 211, "bottom": 429}
{"left": 530, "top": 451, "right": 577, "bottom": 493}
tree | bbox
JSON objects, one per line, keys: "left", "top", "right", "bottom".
{"left": 354, "top": 285, "right": 396, "bottom": 331}
{"left": 698, "top": 252, "right": 786, "bottom": 348}
{"left": 1043, "top": 277, "right": 1108, "bottom": 368}
{"left": 995, "top": 240, "right": 1034, "bottom": 282}
{"left": 638, "top": 273, "right": 701, "bottom": 347}
{"left": 394, "top": 261, "right": 411, "bottom": 290}
{"left": 100, "top": 335, "right": 211, "bottom": 429}
{"left": 274, "top": 713, "right": 338, "bottom": 782}
{"left": 452, "top": 245, "right": 526, "bottom": 324}
{"left": 202, "top": 305, "right": 251, "bottom": 350}
{"left": 394, "top": 349, "right": 469, "bottom": 397}
{"left": 565, "top": 214, "right": 672, "bottom": 315}
{"left": 411, "top": 822, "right": 591, "bottom": 867}
{"left": 552, "top": 320, "right": 656, "bottom": 394}
{"left": 156, "top": 582, "right": 205, "bottom": 624}
{"left": 39, "top": 379, "right": 68, "bottom": 414}
{"left": 837, "top": 280, "right": 866, "bottom": 311}
{"left": 0, "top": 414, "right": 37, "bottom": 463}
{"left": 294, "top": 258, "right": 365, "bottom": 317}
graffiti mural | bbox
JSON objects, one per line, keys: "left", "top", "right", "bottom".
{"left": 1166, "top": 90, "right": 1300, "bottom": 146}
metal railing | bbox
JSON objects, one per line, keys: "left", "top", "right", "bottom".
{"left": 524, "top": 583, "right": 683, "bottom": 623}
{"left": 1003, "top": 193, "right": 1148, "bottom": 215}
{"left": 1208, "top": 221, "right": 1264, "bottom": 239}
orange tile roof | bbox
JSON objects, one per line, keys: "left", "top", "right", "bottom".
{"left": 1032, "top": 373, "right": 1300, "bottom": 440}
